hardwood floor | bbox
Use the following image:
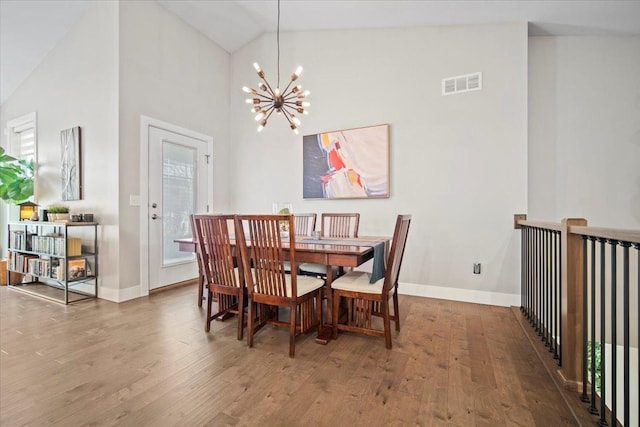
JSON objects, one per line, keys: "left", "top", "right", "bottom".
{"left": 0, "top": 285, "right": 579, "bottom": 426}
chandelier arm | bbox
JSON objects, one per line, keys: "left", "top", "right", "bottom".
{"left": 281, "top": 83, "right": 294, "bottom": 96}
{"left": 260, "top": 78, "right": 278, "bottom": 98}
{"left": 282, "top": 105, "right": 301, "bottom": 117}
{"left": 280, "top": 108, "right": 295, "bottom": 126}
{"left": 252, "top": 92, "right": 274, "bottom": 101}
{"left": 264, "top": 107, "right": 277, "bottom": 121}
{"left": 282, "top": 89, "right": 299, "bottom": 100}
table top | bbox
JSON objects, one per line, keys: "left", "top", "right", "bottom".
{"left": 176, "top": 235, "right": 389, "bottom": 267}
{"left": 175, "top": 236, "right": 388, "bottom": 254}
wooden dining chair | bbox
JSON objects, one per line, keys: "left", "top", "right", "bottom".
{"left": 293, "top": 213, "right": 317, "bottom": 237}
{"left": 235, "top": 214, "right": 324, "bottom": 357}
{"left": 299, "top": 212, "right": 360, "bottom": 277}
{"left": 321, "top": 212, "right": 360, "bottom": 239}
{"left": 331, "top": 214, "right": 411, "bottom": 349}
{"left": 192, "top": 214, "right": 247, "bottom": 340}
{"left": 283, "top": 213, "right": 318, "bottom": 274}
{"left": 189, "top": 215, "right": 207, "bottom": 308}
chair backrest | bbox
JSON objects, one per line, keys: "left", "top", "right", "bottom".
{"left": 191, "top": 214, "right": 243, "bottom": 289}
{"left": 293, "top": 213, "right": 317, "bottom": 236}
{"left": 382, "top": 215, "right": 412, "bottom": 296}
{"left": 321, "top": 213, "right": 360, "bottom": 238}
{"left": 236, "top": 214, "right": 298, "bottom": 298}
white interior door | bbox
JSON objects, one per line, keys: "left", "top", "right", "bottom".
{"left": 148, "top": 126, "right": 209, "bottom": 290}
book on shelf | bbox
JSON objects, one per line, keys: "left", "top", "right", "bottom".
{"left": 9, "top": 230, "right": 35, "bottom": 251}
{"left": 7, "top": 251, "right": 39, "bottom": 274}
{"left": 11, "top": 233, "right": 81, "bottom": 257}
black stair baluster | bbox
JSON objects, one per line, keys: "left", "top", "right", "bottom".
{"left": 589, "top": 236, "right": 599, "bottom": 415}
{"left": 609, "top": 239, "right": 618, "bottom": 427}
{"left": 598, "top": 237, "right": 607, "bottom": 427}
{"left": 580, "top": 236, "right": 589, "bottom": 402}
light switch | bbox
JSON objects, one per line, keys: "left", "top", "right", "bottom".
{"left": 129, "top": 195, "right": 140, "bottom": 206}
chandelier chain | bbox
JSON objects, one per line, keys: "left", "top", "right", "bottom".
{"left": 277, "top": 0, "right": 280, "bottom": 89}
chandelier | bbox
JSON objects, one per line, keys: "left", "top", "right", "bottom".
{"left": 242, "top": 0, "right": 310, "bottom": 134}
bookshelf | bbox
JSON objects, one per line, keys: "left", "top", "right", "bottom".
{"left": 6, "top": 221, "right": 98, "bottom": 304}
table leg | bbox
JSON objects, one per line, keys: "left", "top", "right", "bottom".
{"left": 315, "top": 266, "right": 334, "bottom": 344}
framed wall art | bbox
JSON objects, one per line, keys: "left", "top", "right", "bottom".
{"left": 303, "top": 124, "right": 389, "bottom": 199}
{"left": 61, "top": 126, "right": 81, "bottom": 201}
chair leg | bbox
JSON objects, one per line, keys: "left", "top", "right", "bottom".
{"left": 198, "top": 275, "right": 204, "bottom": 307}
{"left": 289, "top": 304, "right": 297, "bottom": 358}
{"left": 316, "top": 292, "right": 322, "bottom": 337}
{"left": 236, "top": 293, "right": 244, "bottom": 341}
{"left": 205, "top": 289, "right": 213, "bottom": 332}
{"left": 382, "top": 301, "right": 392, "bottom": 349}
{"left": 332, "top": 291, "right": 340, "bottom": 339}
{"left": 393, "top": 291, "right": 400, "bottom": 332}
{"left": 247, "top": 299, "right": 255, "bottom": 348}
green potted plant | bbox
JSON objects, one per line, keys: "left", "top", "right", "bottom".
{"left": 47, "top": 205, "right": 70, "bottom": 222}
{"left": 0, "top": 147, "right": 34, "bottom": 205}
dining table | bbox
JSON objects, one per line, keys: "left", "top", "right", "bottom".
{"left": 175, "top": 235, "right": 390, "bottom": 344}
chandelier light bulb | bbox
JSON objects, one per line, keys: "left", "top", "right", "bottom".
{"left": 245, "top": 99, "right": 253, "bottom": 104}
{"left": 253, "top": 62, "right": 261, "bottom": 72}
{"left": 302, "top": 102, "right": 310, "bottom": 107}
{"left": 255, "top": 112, "right": 265, "bottom": 121}
{"left": 293, "top": 117, "right": 301, "bottom": 126}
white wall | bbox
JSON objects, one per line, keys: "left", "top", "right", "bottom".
{"left": 529, "top": 36, "right": 640, "bottom": 229}
{"left": 0, "top": 0, "right": 231, "bottom": 302}
{"left": 117, "top": 0, "right": 231, "bottom": 300}
{"left": 230, "top": 23, "right": 528, "bottom": 305}
{"left": 0, "top": 1, "right": 120, "bottom": 294}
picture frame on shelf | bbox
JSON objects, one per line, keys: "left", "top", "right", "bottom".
{"left": 67, "top": 258, "right": 86, "bottom": 280}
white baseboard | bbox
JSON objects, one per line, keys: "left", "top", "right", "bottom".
{"left": 98, "top": 285, "right": 141, "bottom": 303}
{"left": 399, "top": 282, "right": 520, "bottom": 307}
{"left": 97, "top": 281, "right": 519, "bottom": 307}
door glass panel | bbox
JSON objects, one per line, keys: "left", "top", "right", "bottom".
{"left": 162, "top": 141, "right": 196, "bottom": 265}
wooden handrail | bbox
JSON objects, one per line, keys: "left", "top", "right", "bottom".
{"left": 517, "top": 219, "right": 563, "bottom": 232}
{"left": 569, "top": 226, "right": 640, "bottom": 244}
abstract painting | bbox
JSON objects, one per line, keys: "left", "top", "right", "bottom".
{"left": 303, "top": 124, "right": 389, "bottom": 199}
{"left": 61, "top": 126, "right": 81, "bottom": 201}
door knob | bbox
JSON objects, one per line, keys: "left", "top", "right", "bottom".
{"left": 151, "top": 214, "right": 160, "bottom": 220}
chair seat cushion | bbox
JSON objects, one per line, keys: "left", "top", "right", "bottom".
{"left": 290, "top": 275, "right": 325, "bottom": 297}
{"left": 283, "top": 261, "right": 293, "bottom": 273}
{"left": 252, "top": 274, "right": 324, "bottom": 297}
{"left": 331, "top": 271, "right": 384, "bottom": 294}
{"left": 299, "top": 262, "right": 328, "bottom": 275}
{"left": 208, "top": 267, "right": 243, "bottom": 288}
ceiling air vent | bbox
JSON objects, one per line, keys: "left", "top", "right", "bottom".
{"left": 442, "top": 72, "right": 482, "bottom": 96}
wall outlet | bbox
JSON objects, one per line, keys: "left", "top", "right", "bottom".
{"left": 473, "top": 263, "right": 481, "bottom": 274}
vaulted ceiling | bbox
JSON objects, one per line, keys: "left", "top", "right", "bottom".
{"left": 2, "top": 0, "right": 640, "bottom": 105}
